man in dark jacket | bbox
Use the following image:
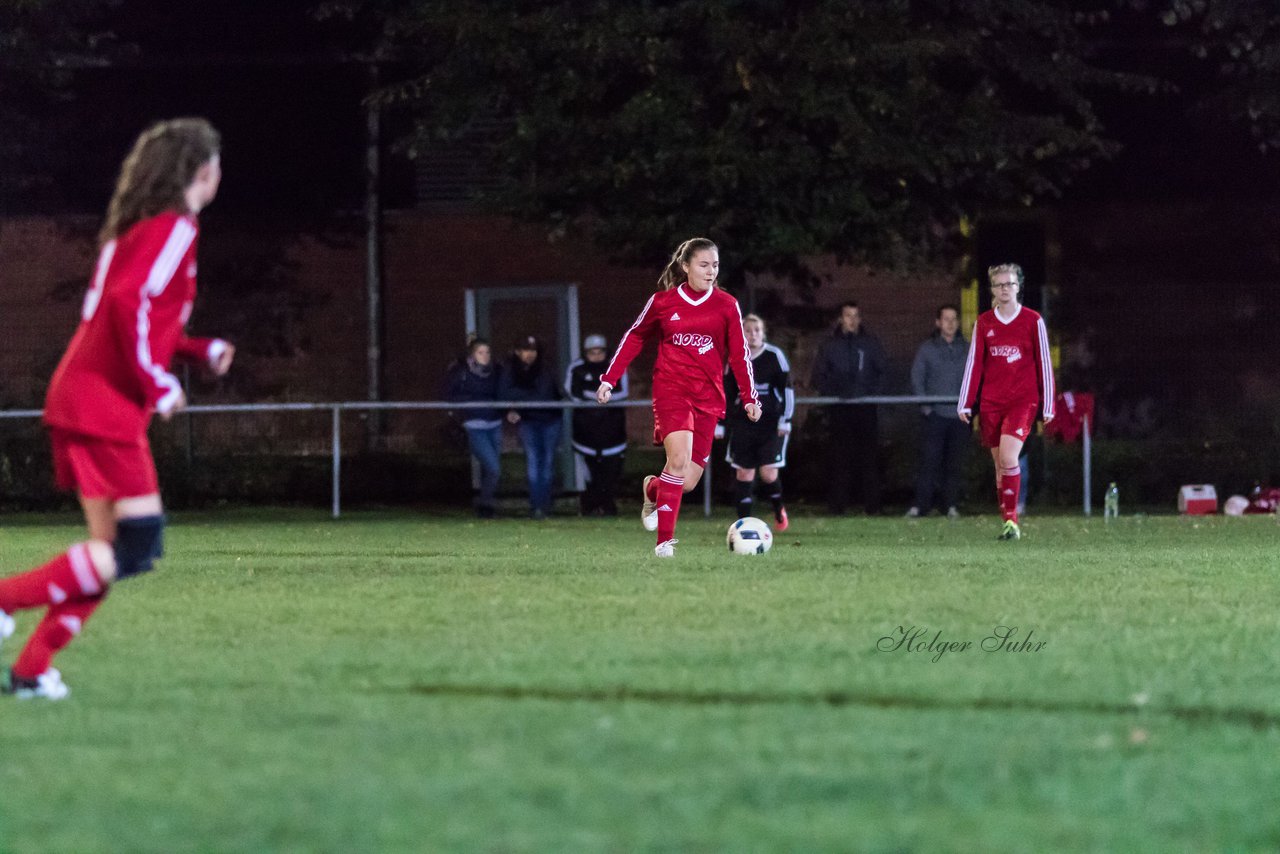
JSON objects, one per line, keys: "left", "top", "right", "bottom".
{"left": 499, "top": 335, "right": 562, "bottom": 519}
{"left": 906, "top": 305, "right": 970, "bottom": 519}
{"left": 564, "top": 333, "right": 629, "bottom": 515}
{"left": 810, "top": 301, "right": 888, "bottom": 515}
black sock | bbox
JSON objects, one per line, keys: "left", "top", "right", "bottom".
{"left": 765, "top": 476, "right": 783, "bottom": 513}
{"left": 734, "top": 479, "right": 754, "bottom": 518}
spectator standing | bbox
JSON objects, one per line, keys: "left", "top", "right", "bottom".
{"left": 907, "top": 305, "right": 971, "bottom": 519}
{"left": 500, "top": 335, "right": 563, "bottom": 520}
{"left": 958, "top": 263, "right": 1055, "bottom": 541}
{"left": 722, "top": 314, "right": 793, "bottom": 531}
{"left": 810, "top": 301, "right": 887, "bottom": 515}
{"left": 596, "top": 237, "right": 760, "bottom": 558}
{"left": 565, "top": 333, "right": 629, "bottom": 516}
{"left": 444, "top": 337, "right": 503, "bottom": 519}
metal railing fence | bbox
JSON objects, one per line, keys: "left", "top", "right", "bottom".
{"left": 1, "top": 396, "right": 1092, "bottom": 518}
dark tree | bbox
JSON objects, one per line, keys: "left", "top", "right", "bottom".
{"left": 0, "top": 0, "right": 120, "bottom": 208}
{"left": 325, "top": 0, "right": 1166, "bottom": 282}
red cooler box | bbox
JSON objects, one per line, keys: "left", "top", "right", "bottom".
{"left": 1178, "top": 484, "right": 1218, "bottom": 515}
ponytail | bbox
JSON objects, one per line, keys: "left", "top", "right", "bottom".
{"left": 657, "top": 237, "right": 718, "bottom": 290}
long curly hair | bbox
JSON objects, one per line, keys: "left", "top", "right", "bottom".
{"left": 98, "top": 118, "right": 221, "bottom": 246}
{"left": 657, "top": 237, "right": 718, "bottom": 290}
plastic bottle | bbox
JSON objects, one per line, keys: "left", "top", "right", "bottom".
{"left": 1104, "top": 482, "right": 1119, "bottom": 520}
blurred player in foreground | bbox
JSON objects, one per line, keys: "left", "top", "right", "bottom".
{"left": 596, "top": 238, "right": 760, "bottom": 558}
{"left": 0, "top": 118, "right": 234, "bottom": 699}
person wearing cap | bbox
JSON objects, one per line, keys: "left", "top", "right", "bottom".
{"left": 499, "top": 334, "right": 563, "bottom": 519}
{"left": 565, "top": 334, "right": 629, "bottom": 516}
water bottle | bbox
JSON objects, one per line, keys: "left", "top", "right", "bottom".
{"left": 1104, "top": 482, "right": 1119, "bottom": 520}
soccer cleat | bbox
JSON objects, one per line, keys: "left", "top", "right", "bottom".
{"left": 654, "top": 539, "right": 678, "bottom": 558}
{"left": 946, "top": 506, "right": 961, "bottom": 521}
{"left": 0, "top": 609, "right": 14, "bottom": 651}
{"left": 3, "top": 667, "right": 70, "bottom": 701}
{"left": 905, "top": 507, "right": 921, "bottom": 518}
{"left": 640, "top": 475, "right": 659, "bottom": 531}
{"left": 775, "top": 506, "right": 789, "bottom": 532}
{"left": 998, "top": 520, "right": 1021, "bottom": 541}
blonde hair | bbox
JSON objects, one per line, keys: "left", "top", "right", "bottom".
{"left": 742, "top": 313, "right": 766, "bottom": 334}
{"left": 99, "top": 118, "right": 221, "bottom": 245}
{"left": 657, "top": 237, "right": 718, "bottom": 290}
{"left": 987, "top": 263, "right": 1024, "bottom": 285}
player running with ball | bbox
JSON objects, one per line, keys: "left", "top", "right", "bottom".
{"left": 596, "top": 238, "right": 760, "bottom": 558}
{"left": 958, "top": 263, "right": 1054, "bottom": 541}
{"left": 0, "top": 118, "right": 234, "bottom": 699}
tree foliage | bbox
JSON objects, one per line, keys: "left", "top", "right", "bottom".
{"left": 1144, "top": 0, "right": 1280, "bottom": 151}
{"left": 0, "top": 0, "right": 119, "bottom": 207}
{"left": 331, "top": 0, "right": 1168, "bottom": 281}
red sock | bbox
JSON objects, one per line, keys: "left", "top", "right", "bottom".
{"left": 646, "top": 476, "right": 660, "bottom": 503}
{"left": 12, "top": 593, "right": 107, "bottom": 679}
{"left": 0, "top": 544, "right": 104, "bottom": 613}
{"left": 999, "top": 466, "right": 1021, "bottom": 522}
{"left": 655, "top": 470, "right": 684, "bottom": 544}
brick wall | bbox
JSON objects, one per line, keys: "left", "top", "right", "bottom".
{"left": 1, "top": 211, "right": 958, "bottom": 417}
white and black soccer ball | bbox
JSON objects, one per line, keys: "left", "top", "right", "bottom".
{"left": 727, "top": 517, "right": 773, "bottom": 555}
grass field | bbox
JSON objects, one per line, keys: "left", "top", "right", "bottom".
{"left": 2, "top": 507, "right": 1278, "bottom": 852}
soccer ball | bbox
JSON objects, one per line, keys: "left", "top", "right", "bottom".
{"left": 727, "top": 517, "right": 773, "bottom": 555}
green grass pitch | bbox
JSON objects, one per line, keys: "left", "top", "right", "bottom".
{"left": 2, "top": 508, "right": 1278, "bottom": 851}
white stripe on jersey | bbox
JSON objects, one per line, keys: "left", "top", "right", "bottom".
{"left": 146, "top": 218, "right": 196, "bottom": 297}
{"left": 82, "top": 240, "right": 117, "bottom": 322}
{"left": 957, "top": 322, "right": 980, "bottom": 414}
{"left": 1036, "top": 316, "right": 1055, "bottom": 419}
{"left": 136, "top": 219, "right": 194, "bottom": 413}
{"left": 731, "top": 298, "right": 759, "bottom": 408}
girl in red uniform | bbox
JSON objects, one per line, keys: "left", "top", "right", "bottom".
{"left": 596, "top": 238, "right": 760, "bottom": 557}
{"left": 0, "top": 118, "right": 234, "bottom": 699}
{"left": 958, "top": 263, "right": 1054, "bottom": 540}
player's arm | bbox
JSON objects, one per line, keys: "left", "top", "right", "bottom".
{"left": 174, "top": 336, "right": 235, "bottom": 376}
{"left": 726, "top": 300, "right": 760, "bottom": 420}
{"left": 957, "top": 319, "right": 983, "bottom": 424}
{"left": 598, "top": 294, "right": 658, "bottom": 403}
{"left": 106, "top": 281, "right": 186, "bottom": 418}
{"left": 773, "top": 347, "right": 794, "bottom": 434}
{"left": 1034, "top": 316, "right": 1055, "bottom": 423}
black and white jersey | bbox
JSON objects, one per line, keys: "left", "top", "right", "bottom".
{"left": 725, "top": 344, "right": 793, "bottom": 430}
{"left": 564, "top": 359, "right": 629, "bottom": 456}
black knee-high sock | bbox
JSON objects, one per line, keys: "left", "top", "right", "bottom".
{"left": 734, "top": 479, "right": 754, "bottom": 518}
{"left": 764, "top": 476, "right": 783, "bottom": 513}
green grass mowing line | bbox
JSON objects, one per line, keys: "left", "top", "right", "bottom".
{"left": 2, "top": 510, "right": 1278, "bottom": 851}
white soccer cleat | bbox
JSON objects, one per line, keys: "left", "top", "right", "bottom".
{"left": 0, "top": 609, "right": 14, "bottom": 650}
{"left": 641, "top": 475, "right": 659, "bottom": 531}
{"left": 654, "top": 539, "right": 677, "bottom": 558}
{"left": 6, "top": 667, "right": 70, "bottom": 701}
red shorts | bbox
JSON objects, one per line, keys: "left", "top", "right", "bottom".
{"left": 51, "top": 429, "right": 159, "bottom": 500}
{"left": 652, "top": 403, "right": 719, "bottom": 469}
{"left": 978, "top": 403, "right": 1039, "bottom": 449}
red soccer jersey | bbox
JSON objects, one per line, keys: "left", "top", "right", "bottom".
{"left": 44, "top": 211, "right": 223, "bottom": 442}
{"left": 601, "top": 283, "right": 758, "bottom": 418}
{"left": 958, "top": 304, "right": 1055, "bottom": 419}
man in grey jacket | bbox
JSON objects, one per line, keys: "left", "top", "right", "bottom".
{"left": 811, "top": 301, "right": 888, "bottom": 515}
{"left": 906, "top": 305, "right": 971, "bottom": 518}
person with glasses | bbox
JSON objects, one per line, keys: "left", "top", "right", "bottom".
{"left": 957, "top": 263, "right": 1055, "bottom": 540}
